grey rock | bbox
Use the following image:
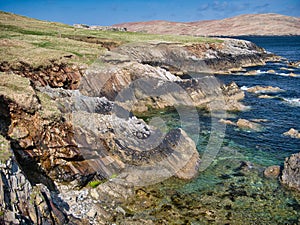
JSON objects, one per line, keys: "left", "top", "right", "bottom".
{"left": 0, "top": 158, "right": 68, "bottom": 225}
{"left": 281, "top": 153, "right": 300, "bottom": 191}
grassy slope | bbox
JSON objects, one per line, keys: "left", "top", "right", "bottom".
{"left": 0, "top": 11, "right": 220, "bottom": 67}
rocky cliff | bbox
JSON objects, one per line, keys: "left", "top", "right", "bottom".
{"left": 115, "top": 13, "right": 300, "bottom": 36}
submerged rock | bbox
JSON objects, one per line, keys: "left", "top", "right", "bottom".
{"left": 246, "top": 85, "right": 284, "bottom": 94}
{"left": 219, "top": 118, "right": 236, "bottom": 126}
{"left": 281, "top": 153, "right": 300, "bottom": 191}
{"left": 236, "top": 119, "right": 262, "bottom": 131}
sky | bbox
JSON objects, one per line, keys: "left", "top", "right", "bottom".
{"left": 0, "top": 0, "right": 299, "bottom": 26}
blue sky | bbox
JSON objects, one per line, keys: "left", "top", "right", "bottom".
{"left": 0, "top": 0, "right": 299, "bottom": 25}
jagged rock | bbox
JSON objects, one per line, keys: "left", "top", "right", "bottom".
{"left": 287, "top": 60, "right": 300, "bottom": 68}
{"left": 236, "top": 119, "right": 262, "bottom": 131}
{"left": 281, "top": 153, "right": 300, "bottom": 191}
{"left": 283, "top": 128, "right": 300, "bottom": 139}
{"left": 111, "top": 39, "right": 268, "bottom": 74}
{"left": 0, "top": 33, "right": 276, "bottom": 223}
{"left": 0, "top": 61, "right": 82, "bottom": 89}
{"left": 264, "top": 165, "right": 281, "bottom": 178}
{"left": 1, "top": 72, "right": 201, "bottom": 189}
{"left": 0, "top": 158, "right": 69, "bottom": 225}
{"left": 80, "top": 55, "right": 245, "bottom": 112}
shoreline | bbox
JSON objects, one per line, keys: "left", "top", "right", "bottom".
{"left": 0, "top": 11, "right": 299, "bottom": 224}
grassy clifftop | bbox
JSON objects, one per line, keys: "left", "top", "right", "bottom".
{"left": 0, "top": 11, "right": 220, "bottom": 67}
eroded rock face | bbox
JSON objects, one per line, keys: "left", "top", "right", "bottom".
{"left": 1, "top": 73, "right": 200, "bottom": 188}
{"left": 281, "top": 153, "right": 300, "bottom": 191}
{"left": 0, "top": 158, "right": 69, "bottom": 225}
{"left": 0, "top": 71, "right": 201, "bottom": 222}
{"left": 80, "top": 49, "right": 246, "bottom": 113}
{"left": 111, "top": 39, "right": 269, "bottom": 74}
{"left": 0, "top": 60, "right": 82, "bottom": 89}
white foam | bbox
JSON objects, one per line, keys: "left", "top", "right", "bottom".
{"left": 283, "top": 98, "right": 300, "bottom": 107}
{"left": 240, "top": 86, "right": 248, "bottom": 91}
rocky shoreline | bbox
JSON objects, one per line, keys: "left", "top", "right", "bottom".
{"left": 0, "top": 37, "right": 299, "bottom": 224}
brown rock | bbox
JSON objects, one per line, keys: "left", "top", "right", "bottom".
{"left": 264, "top": 165, "right": 281, "bottom": 178}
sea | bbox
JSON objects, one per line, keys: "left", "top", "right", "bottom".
{"left": 122, "top": 36, "right": 300, "bottom": 224}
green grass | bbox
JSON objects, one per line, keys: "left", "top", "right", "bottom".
{"left": 88, "top": 180, "right": 104, "bottom": 188}
{"left": 0, "top": 10, "right": 221, "bottom": 67}
{"left": 0, "top": 135, "right": 11, "bottom": 163}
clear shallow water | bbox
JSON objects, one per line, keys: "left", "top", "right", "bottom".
{"left": 123, "top": 36, "right": 300, "bottom": 224}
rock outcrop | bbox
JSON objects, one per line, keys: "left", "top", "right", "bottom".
{"left": 0, "top": 71, "right": 201, "bottom": 222}
{"left": 109, "top": 39, "right": 270, "bottom": 74}
{"left": 281, "top": 153, "right": 300, "bottom": 191}
{"left": 79, "top": 39, "right": 270, "bottom": 113}
{"left": 0, "top": 60, "right": 83, "bottom": 89}
{"left": 0, "top": 158, "right": 70, "bottom": 225}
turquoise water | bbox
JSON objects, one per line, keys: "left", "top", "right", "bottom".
{"left": 122, "top": 36, "right": 300, "bottom": 224}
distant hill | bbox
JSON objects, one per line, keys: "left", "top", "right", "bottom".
{"left": 114, "top": 13, "right": 300, "bottom": 36}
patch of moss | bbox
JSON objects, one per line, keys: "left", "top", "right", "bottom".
{"left": 88, "top": 180, "right": 104, "bottom": 188}
{"left": 0, "top": 135, "right": 11, "bottom": 163}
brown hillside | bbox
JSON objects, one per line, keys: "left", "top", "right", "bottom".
{"left": 115, "top": 13, "right": 300, "bottom": 36}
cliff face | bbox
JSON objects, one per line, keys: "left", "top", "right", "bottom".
{"left": 115, "top": 13, "right": 300, "bottom": 36}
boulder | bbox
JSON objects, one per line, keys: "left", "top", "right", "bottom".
{"left": 264, "top": 165, "right": 281, "bottom": 178}
{"left": 283, "top": 128, "right": 300, "bottom": 139}
{"left": 281, "top": 153, "right": 300, "bottom": 191}
{"left": 267, "top": 69, "right": 276, "bottom": 74}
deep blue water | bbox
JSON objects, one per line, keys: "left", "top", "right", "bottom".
{"left": 216, "top": 36, "right": 300, "bottom": 165}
